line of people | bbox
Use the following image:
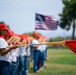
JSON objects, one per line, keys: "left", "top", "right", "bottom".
{"left": 0, "top": 23, "right": 48, "bottom": 75}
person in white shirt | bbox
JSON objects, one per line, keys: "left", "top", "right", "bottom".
{"left": 0, "top": 26, "right": 18, "bottom": 75}
{"left": 35, "top": 35, "right": 48, "bottom": 71}
{"left": 30, "top": 37, "right": 34, "bottom": 62}
{"left": 10, "top": 44, "right": 19, "bottom": 75}
{"left": 5, "top": 30, "right": 22, "bottom": 75}
{"left": 24, "top": 46, "right": 30, "bottom": 75}
{"left": 31, "top": 32, "right": 41, "bottom": 73}
{"left": 23, "top": 34, "right": 31, "bottom": 75}
{"left": 39, "top": 36, "right": 48, "bottom": 69}
{"left": 38, "top": 37, "right": 47, "bottom": 69}
{"left": 17, "top": 35, "right": 30, "bottom": 75}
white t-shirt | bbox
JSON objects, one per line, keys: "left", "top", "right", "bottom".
{"left": 18, "top": 46, "right": 26, "bottom": 56}
{"left": 31, "top": 39, "right": 41, "bottom": 50}
{"left": 10, "top": 44, "right": 19, "bottom": 62}
{"left": 25, "top": 46, "right": 30, "bottom": 56}
{"left": 31, "top": 39, "right": 39, "bottom": 45}
{"left": 41, "top": 44, "right": 47, "bottom": 51}
{"left": 0, "top": 38, "right": 10, "bottom": 62}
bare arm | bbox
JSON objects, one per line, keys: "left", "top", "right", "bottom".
{"left": 0, "top": 45, "right": 18, "bottom": 56}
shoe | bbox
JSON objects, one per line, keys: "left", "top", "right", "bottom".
{"left": 40, "top": 66, "right": 44, "bottom": 70}
{"left": 35, "top": 70, "right": 40, "bottom": 73}
{"left": 39, "top": 68, "right": 43, "bottom": 71}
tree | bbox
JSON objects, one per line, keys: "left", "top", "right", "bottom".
{"left": 59, "top": 0, "right": 76, "bottom": 40}
{"left": 0, "top": 21, "right": 5, "bottom": 24}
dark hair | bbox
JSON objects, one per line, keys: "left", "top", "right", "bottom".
{"left": 0, "top": 31, "right": 1, "bottom": 35}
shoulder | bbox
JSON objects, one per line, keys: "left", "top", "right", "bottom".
{"left": 32, "top": 39, "right": 39, "bottom": 44}
{"left": 32, "top": 39, "right": 37, "bottom": 42}
{"left": 0, "top": 38, "right": 8, "bottom": 48}
{"left": 0, "top": 38, "right": 5, "bottom": 41}
{"left": 0, "top": 38, "right": 6, "bottom": 42}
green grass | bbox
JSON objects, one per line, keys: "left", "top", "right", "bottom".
{"left": 29, "top": 48, "right": 76, "bottom": 75}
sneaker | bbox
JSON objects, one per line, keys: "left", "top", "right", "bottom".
{"left": 35, "top": 70, "right": 40, "bottom": 73}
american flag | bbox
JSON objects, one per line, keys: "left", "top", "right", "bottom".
{"left": 35, "top": 13, "right": 58, "bottom": 30}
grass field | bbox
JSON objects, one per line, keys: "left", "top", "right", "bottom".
{"left": 29, "top": 48, "right": 76, "bottom": 75}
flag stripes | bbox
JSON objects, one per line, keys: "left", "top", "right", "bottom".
{"left": 35, "top": 13, "right": 58, "bottom": 30}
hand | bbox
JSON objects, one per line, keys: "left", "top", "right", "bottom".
{"left": 10, "top": 45, "right": 18, "bottom": 49}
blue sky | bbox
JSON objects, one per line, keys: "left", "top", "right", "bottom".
{"left": 0, "top": 0, "right": 75, "bottom": 38}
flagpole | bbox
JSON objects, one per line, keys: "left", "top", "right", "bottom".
{"left": 7, "top": 41, "right": 65, "bottom": 48}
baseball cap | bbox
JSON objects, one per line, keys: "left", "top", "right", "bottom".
{"left": 0, "top": 27, "right": 10, "bottom": 31}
